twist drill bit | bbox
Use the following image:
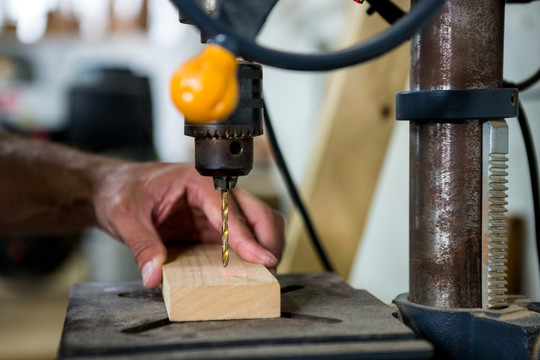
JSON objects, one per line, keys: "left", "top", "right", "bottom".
{"left": 221, "top": 189, "right": 229, "bottom": 267}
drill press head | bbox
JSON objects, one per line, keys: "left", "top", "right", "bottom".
{"left": 184, "top": 61, "right": 263, "bottom": 190}
{"left": 174, "top": 0, "right": 270, "bottom": 190}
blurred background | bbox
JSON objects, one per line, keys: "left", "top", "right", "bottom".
{"left": 0, "top": 1, "right": 344, "bottom": 358}
{"left": 0, "top": 1, "right": 539, "bottom": 359}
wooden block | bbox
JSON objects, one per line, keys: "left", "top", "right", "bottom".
{"left": 162, "top": 245, "right": 280, "bottom": 322}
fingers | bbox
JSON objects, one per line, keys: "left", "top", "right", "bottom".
{"left": 106, "top": 200, "right": 167, "bottom": 289}
{"left": 125, "top": 228, "right": 167, "bottom": 289}
{"left": 185, "top": 178, "right": 284, "bottom": 268}
{"left": 231, "top": 190, "right": 285, "bottom": 266}
{"left": 228, "top": 213, "right": 279, "bottom": 268}
{"left": 121, "top": 222, "right": 167, "bottom": 288}
{"left": 95, "top": 162, "right": 286, "bottom": 289}
{"left": 94, "top": 162, "right": 190, "bottom": 289}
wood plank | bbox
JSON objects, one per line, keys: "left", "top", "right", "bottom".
{"left": 279, "top": 0, "right": 410, "bottom": 279}
{"left": 162, "top": 245, "right": 280, "bottom": 322}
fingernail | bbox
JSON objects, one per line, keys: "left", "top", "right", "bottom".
{"left": 263, "top": 249, "right": 278, "bottom": 265}
{"left": 142, "top": 261, "right": 154, "bottom": 287}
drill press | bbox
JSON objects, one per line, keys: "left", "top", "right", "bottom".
{"left": 184, "top": 61, "right": 263, "bottom": 191}
{"left": 172, "top": 0, "right": 269, "bottom": 265}
{"left": 58, "top": 1, "right": 540, "bottom": 359}
{"left": 58, "top": 2, "right": 439, "bottom": 359}
{"left": 184, "top": 60, "right": 264, "bottom": 266}
{"left": 168, "top": 0, "right": 540, "bottom": 357}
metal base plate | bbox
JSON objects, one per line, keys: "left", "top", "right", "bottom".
{"left": 58, "top": 273, "right": 432, "bottom": 359}
{"left": 394, "top": 293, "right": 540, "bottom": 359}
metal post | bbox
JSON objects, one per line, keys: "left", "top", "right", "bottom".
{"left": 409, "top": 0, "right": 505, "bottom": 308}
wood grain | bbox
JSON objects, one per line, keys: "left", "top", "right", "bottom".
{"left": 162, "top": 245, "right": 280, "bottom": 322}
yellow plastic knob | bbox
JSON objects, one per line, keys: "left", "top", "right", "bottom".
{"left": 170, "top": 44, "right": 239, "bottom": 123}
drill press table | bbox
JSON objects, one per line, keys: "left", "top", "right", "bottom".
{"left": 58, "top": 273, "right": 432, "bottom": 359}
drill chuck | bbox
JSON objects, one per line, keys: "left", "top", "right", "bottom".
{"left": 185, "top": 61, "right": 263, "bottom": 190}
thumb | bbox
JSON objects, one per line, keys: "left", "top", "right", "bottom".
{"left": 119, "top": 220, "right": 167, "bottom": 289}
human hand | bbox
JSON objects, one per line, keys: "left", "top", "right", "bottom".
{"left": 93, "top": 162, "right": 285, "bottom": 288}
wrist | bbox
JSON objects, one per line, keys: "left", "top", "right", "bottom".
{"left": 87, "top": 155, "right": 130, "bottom": 228}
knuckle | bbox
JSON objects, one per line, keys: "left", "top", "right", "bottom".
{"left": 127, "top": 239, "right": 156, "bottom": 265}
{"left": 272, "top": 210, "right": 286, "bottom": 228}
{"left": 106, "top": 195, "right": 132, "bottom": 220}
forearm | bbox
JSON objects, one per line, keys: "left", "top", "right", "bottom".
{"left": 0, "top": 132, "right": 122, "bottom": 235}
{"left": 0, "top": 131, "right": 285, "bottom": 288}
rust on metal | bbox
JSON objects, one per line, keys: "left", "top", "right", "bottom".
{"left": 408, "top": 0, "right": 505, "bottom": 308}
{"left": 410, "top": 0, "right": 504, "bottom": 91}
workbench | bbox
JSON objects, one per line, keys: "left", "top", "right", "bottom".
{"left": 58, "top": 273, "right": 432, "bottom": 359}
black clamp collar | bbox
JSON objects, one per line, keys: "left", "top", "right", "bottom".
{"left": 395, "top": 88, "right": 519, "bottom": 121}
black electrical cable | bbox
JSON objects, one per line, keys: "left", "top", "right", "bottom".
{"left": 516, "top": 104, "right": 540, "bottom": 275}
{"left": 360, "top": 0, "right": 540, "bottom": 275}
{"left": 505, "top": 67, "right": 540, "bottom": 92}
{"left": 170, "top": 0, "right": 445, "bottom": 71}
{"left": 505, "top": 69, "right": 540, "bottom": 273}
{"left": 262, "top": 99, "right": 335, "bottom": 273}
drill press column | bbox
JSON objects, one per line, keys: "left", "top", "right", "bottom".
{"left": 409, "top": 0, "right": 505, "bottom": 308}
